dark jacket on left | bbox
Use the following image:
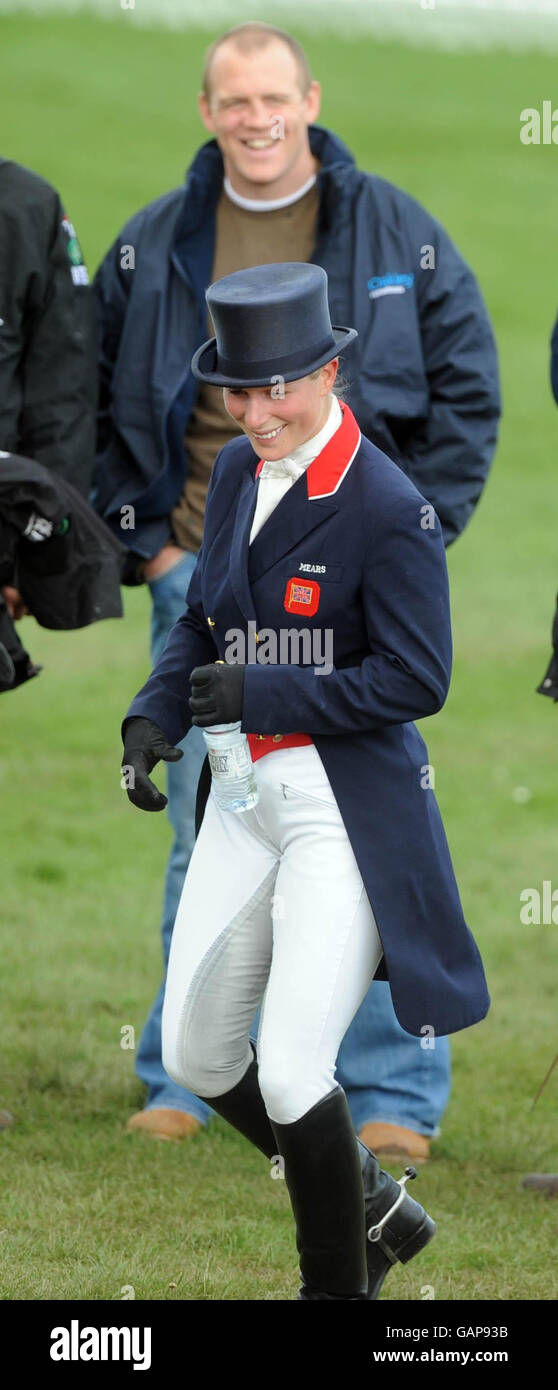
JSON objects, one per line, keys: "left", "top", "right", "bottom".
{"left": 0, "top": 158, "right": 97, "bottom": 496}
{"left": 0, "top": 453, "right": 125, "bottom": 635}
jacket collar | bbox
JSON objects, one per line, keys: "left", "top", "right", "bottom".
{"left": 254, "top": 401, "right": 360, "bottom": 500}
{"left": 173, "top": 124, "right": 356, "bottom": 245}
{"left": 228, "top": 402, "right": 361, "bottom": 625}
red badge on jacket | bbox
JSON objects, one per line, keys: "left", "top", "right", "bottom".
{"left": 283, "top": 577, "right": 321, "bottom": 616}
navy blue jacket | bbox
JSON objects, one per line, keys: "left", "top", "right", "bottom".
{"left": 92, "top": 126, "right": 500, "bottom": 575}
{"left": 125, "top": 402, "right": 490, "bottom": 1039}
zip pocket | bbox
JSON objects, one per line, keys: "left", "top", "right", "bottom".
{"left": 280, "top": 781, "right": 338, "bottom": 810}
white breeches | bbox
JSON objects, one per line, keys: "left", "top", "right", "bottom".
{"left": 162, "top": 743, "right": 383, "bottom": 1124}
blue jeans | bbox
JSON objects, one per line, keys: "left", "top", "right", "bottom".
{"left": 136, "top": 549, "right": 451, "bottom": 1135}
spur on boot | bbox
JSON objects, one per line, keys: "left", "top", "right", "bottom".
{"left": 357, "top": 1140, "right": 436, "bottom": 1300}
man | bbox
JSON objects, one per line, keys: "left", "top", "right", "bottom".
{"left": 0, "top": 159, "right": 97, "bottom": 1128}
{"left": 0, "top": 157, "right": 97, "bottom": 623}
{"left": 93, "top": 22, "right": 500, "bottom": 1155}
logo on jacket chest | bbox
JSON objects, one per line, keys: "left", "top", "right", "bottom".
{"left": 367, "top": 272, "right": 414, "bottom": 300}
{"left": 284, "top": 576, "right": 321, "bottom": 616}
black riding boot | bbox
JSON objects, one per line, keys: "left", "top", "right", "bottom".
{"left": 201, "top": 1049, "right": 435, "bottom": 1299}
{"left": 356, "top": 1139, "right": 436, "bottom": 1300}
{"left": 271, "top": 1085, "right": 369, "bottom": 1300}
{"left": 197, "top": 1043, "right": 277, "bottom": 1159}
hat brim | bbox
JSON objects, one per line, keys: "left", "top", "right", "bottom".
{"left": 190, "top": 326, "right": 358, "bottom": 387}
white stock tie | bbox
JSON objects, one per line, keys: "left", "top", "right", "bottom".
{"left": 249, "top": 396, "right": 343, "bottom": 544}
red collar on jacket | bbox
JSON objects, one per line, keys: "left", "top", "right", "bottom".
{"left": 254, "top": 400, "right": 361, "bottom": 500}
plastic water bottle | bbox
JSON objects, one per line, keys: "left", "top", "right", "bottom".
{"left": 202, "top": 722, "right": 259, "bottom": 813}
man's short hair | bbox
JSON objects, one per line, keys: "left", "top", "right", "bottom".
{"left": 202, "top": 23, "right": 312, "bottom": 103}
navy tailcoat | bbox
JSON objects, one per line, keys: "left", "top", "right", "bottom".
{"left": 126, "top": 403, "right": 490, "bottom": 1039}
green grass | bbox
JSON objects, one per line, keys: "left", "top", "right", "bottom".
{"left": 1, "top": 12, "right": 558, "bottom": 1301}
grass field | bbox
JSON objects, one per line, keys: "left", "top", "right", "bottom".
{"left": 1, "top": 10, "right": 558, "bottom": 1302}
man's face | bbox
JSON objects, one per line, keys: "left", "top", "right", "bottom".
{"left": 199, "top": 40, "right": 321, "bottom": 194}
{"left": 223, "top": 362, "right": 338, "bottom": 459}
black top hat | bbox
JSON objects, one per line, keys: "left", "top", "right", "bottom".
{"left": 190, "top": 262, "right": 358, "bottom": 388}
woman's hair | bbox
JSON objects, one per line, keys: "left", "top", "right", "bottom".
{"left": 309, "top": 364, "right": 350, "bottom": 399}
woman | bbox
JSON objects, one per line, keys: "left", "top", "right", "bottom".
{"left": 121, "top": 262, "right": 490, "bottom": 1301}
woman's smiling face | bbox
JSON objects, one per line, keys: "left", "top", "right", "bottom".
{"left": 223, "top": 359, "right": 339, "bottom": 458}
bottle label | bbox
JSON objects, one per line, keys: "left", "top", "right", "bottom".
{"left": 209, "top": 752, "right": 230, "bottom": 776}
{"left": 207, "top": 742, "right": 252, "bottom": 781}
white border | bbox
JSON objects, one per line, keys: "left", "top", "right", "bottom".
{"left": 3, "top": 0, "right": 558, "bottom": 52}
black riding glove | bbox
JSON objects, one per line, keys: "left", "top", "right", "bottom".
{"left": 121, "top": 716, "right": 183, "bottom": 812}
{"left": 189, "top": 663, "right": 245, "bottom": 727}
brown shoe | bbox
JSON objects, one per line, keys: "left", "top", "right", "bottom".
{"left": 358, "top": 1122, "right": 430, "bottom": 1164}
{"left": 126, "top": 1108, "right": 203, "bottom": 1141}
{"left": 521, "top": 1174, "right": 558, "bottom": 1196}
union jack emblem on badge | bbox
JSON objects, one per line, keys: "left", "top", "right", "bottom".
{"left": 283, "top": 576, "right": 321, "bottom": 616}
{"left": 292, "top": 583, "right": 312, "bottom": 604}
